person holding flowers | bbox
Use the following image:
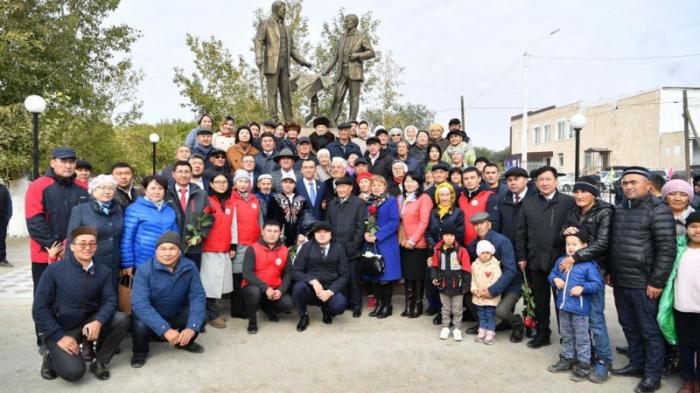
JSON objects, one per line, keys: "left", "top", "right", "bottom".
{"left": 362, "top": 175, "right": 401, "bottom": 319}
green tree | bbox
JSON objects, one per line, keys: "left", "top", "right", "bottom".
{"left": 361, "top": 102, "right": 435, "bottom": 130}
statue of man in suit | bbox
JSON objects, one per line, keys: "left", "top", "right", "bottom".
{"left": 323, "top": 14, "right": 376, "bottom": 125}
{"left": 254, "top": 1, "right": 312, "bottom": 122}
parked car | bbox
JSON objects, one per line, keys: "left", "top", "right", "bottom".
{"left": 558, "top": 173, "right": 575, "bottom": 193}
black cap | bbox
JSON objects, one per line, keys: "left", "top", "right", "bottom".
{"left": 297, "top": 136, "right": 311, "bottom": 144}
{"left": 573, "top": 175, "right": 600, "bottom": 197}
{"left": 354, "top": 157, "right": 369, "bottom": 166}
{"left": 374, "top": 128, "right": 388, "bottom": 136}
{"left": 76, "top": 159, "right": 92, "bottom": 170}
{"left": 446, "top": 129, "right": 463, "bottom": 139}
{"left": 210, "top": 148, "right": 226, "bottom": 157}
{"left": 686, "top": 211, "right": 700, "bottom": 227}
{"left": 156, "top": 231, "right": 182, "bottom": 249}
{"left": 504, "top": 167, "right": 528, "bottom": 179}
{"left": 440, "top": 223, "right": 457, "bottom": 236}
{"left": 309, "top": 221, "right": 333, "bottom": 236}
{"left": 51, "top": 147, "right": 77, "bottom": 159}
{"left": 563, "top": 225, "right": 590, "bottom": 244}
{"left": 448, "top": 118, "right": 461, "bottom": 126}
{"left": 432, "top": 162, "right": 450, "bottom": 172}
{"left": 622, "top": 166, "right": 651, "bottom": 180}
{"left": 313, "top": 116, "right": 331, "bottom": 128}
{"left": 263, "top": 120, "right": 277, "bottom": 128}
{"left": 366, "top": 136, "right": 381, "bottom": 145}
{"left": 335, "top": 176, "right": 354, "bottom": 186}
{"left": 196, "top": 127, "right": 213, "bottom": 136}
{"left": 337, "top": 122, "right": 352, "bottom": 130}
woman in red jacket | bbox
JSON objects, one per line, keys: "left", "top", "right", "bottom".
{"left": 200, "top": 173, "right": 236, "bottom": 328}
{"left": 397, "top": 171, "right": 434, "bottom": 318}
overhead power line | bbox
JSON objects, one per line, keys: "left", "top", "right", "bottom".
{"left": 529, "top": 53, "right": 700, "bottom": 61}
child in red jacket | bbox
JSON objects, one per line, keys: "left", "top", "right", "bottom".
{"left": 430, "top": 223, "right": 471, "bottom": 341}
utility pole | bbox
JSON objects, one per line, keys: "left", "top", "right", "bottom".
{"left": 521, "top": 51, "right": 529, "bottom": 171}
{"left": 684, "top": 90, "right": 691, "bottom": 180}
{"left": 460, "top": 95, "right": 465, "bottom": 131}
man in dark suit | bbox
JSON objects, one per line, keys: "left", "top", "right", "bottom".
{"left": 296, "top": 159, "right": 326, "bottom": 221}
{"left": 323, "top": 14, "right": 376, "bottom": 124}
{"left": 270, "top": 148, "right": 301, "bottom": 194}
{"left": 254, "top": 1, "right": 312, "bottom": 121}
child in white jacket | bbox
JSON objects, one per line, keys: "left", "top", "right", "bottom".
{"left": 471, "top": 240, "right": 502, "bottom": 345}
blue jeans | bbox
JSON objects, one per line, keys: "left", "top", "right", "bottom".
{"left": 560, "top": 309, "right": 591, "bottom": 364}
{"left": 589, "top": 288, "right": 613, "bottom": 363}
{"left": 613, "top": 287, "right": 665, "bottom": 379}
{"left": 476, "top": 305, "right": 496, "bottom": 331}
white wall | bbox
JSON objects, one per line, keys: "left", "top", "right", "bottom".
{"left": 660, "top": 88, "right": 700, "bottom": 134}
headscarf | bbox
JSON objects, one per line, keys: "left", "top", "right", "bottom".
{"left": 434, "top": 182, "right": 455, "bottom": 219}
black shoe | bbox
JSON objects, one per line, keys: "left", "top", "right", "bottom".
{"left": 377, "top": 305, "right": 393, "bottom": 319}
{"left": 352, "top": 309, "right": 362, "bottom": 318}
{"left": 401, "top": 281, "right": 414, "bottom": 317}
{"left": 509, "top": 322, "right": 524, "bottom": 343}
{"left": 81, "top": 339, "right": 95, "bottom": 362}
{"left": 296, "top": 314, "right": 309, "bottom": 332}
{"left": 89, "top": 361, "right": 110, "bottom": 381}
{"left": 263, "top": 312, "right": 279, "bottom": 322}
{"left": 40, "top": 354, "right": 57, "bottom": 380}
{"left": 176, "top": 342, "right": 204, "bottom": 354}
{"left": 465, "top": 324, "right": 480, "bottom": 335}
{"left": 200, "top": 325, "right": 206, "bottom": 333}
{"left": 547, "top": 357, "right": 574, "bottom": 373}
{"left": 570, "top": 362, "right": 591, "bottom": 382}
{"left": 114, "top": 347, "right": 121, "bottom": 355}
{"left": 247, "top": 320, "right": 258, "bottom": 334}
{"left": 527, "top": 335, "right": 551, "bottom": 348}
{"left": 616, "top": 345, "right": 629, "bottom": 355}
{"left": 634, "top": 377, "right": 661, "bottom": 393}
{"left": 130, "top": 356, "right": 146, "bottom": 369}
{"left": 495, "top": 321, "right": 510, "bottom": 332}
{"left": 525, "top": 327, "right": 537, "bottom": 338}
{"left": 663, "top": 345, "right": 679, "bottom": 378}
{"left": 409, "top": 301, "right": 423, "bottom": 318}
{"left": 425, "top": 307, "right": 439, "bottom": 316}
{"left": 611, "top": 364, "right": 644, "bottom": 378}
{"left": 432, "top": 314, "right": 442, "bottom": 325}
{"left": 0, "top": 259, "right": 13, "bottom": 268}
{"left": 322, "top": 308, "right": 333, "bottom": 324}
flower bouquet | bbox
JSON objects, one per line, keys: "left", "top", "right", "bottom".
{"left": 521, "top": 270, "right": 537, "bottom": 330}
{"left": 365, "top": 205, "right": 379, "bottom": 234}
{"left": 184, "top": 206, "right": 215, "bottom": 253}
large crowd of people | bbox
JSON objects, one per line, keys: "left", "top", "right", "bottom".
{"left": 18, "top": 114, "right": 700, "bottom": 393}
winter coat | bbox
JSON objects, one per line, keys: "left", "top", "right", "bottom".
{"left": 241, "top": 240, "right": 290, "bottom": 293}
{"left": 326, "top": 194, "right": 367, "bottom": 260}
{"left": 467, "top": 230, "right": 520, "bottom": 296}
{"left": 426, "top": 207, "right": 465, "bottom": 249}
{"left": 131, "top": 255, "right": 206, "bottom": 336}
{"left": 271, "top": 169, "right": 301, "bottom": 194}
{"left": 609, "top": 193, "right": 676, "bottom": 289}
{"left": 0, "top": 183, "right": 12, "bottom": 222}
{"left": 397, "top": 193, "right": 433, "bottom": 249}
{"left": 562, "top": 199, "right": 614, "bottom": 272}
{"left": 120, "top": 197, "right": 179, "bottom": 269}
{"left": 255, "top": 191, "right": 274, "bottom": 220}
{"left": 202, "top": 196, "right": 235, "bottom": 253}
{"left": 364, "top": 150, "right": 394, "bottom": 179}
{"left": 25, "top": 170, "right": 89, "bottom": 263}
{"left": 408, "top": 144, "right": 428, "bottom": 163}
{"left": 471, "top": 256, "right": 502, "bottom": 306}
{"left": 66, "top": 198, "right": 124, "bottom": 271}
{"left": 658, "top": 236, "right": 687, "bottom": 345}
{"left": 326, "top": 139, "right": 362, "bottom": 160}
{"left": 267, "top": 193, "right": 309, "bottom": 247}
{"left": 292, "top": 240, "right": 349, "bottom": 294}
{"left": 166, "top": 183, "right": 211, "bottom": 254}
{"left": 230, "top": 191, "right": 263, "bottom": 247}
{"left": 515, "top": 191, "right": 576, "bottom": 271}
{"left": 32, "top": 254, "right": 117, "bottom": 341}
{"left": 548, "top": 256, "right": 603, "bottom": 316}
{"left": 113, "top": 184, "right": 143, "bottom": 211}
{"left": 226, "top": 143, "right": 259, "bottom": 172}
{"left": 363, "top": 195, "right": 401, "bottom": 281}
{"left": 498, "top": 186, "right": 537, "bottom": 243}
{"left": 309, "top": 132, "right": 335, "bottom": 153}
{"left": 429, "top": 240, "right": 471, "bottom": 296}
{"left": 457, "top": 188, "right": 501, "bottom": 246}
{"left": 254, "top": 150, "right": 280, "bottom": 175}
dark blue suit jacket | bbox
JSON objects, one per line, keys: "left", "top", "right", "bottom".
{"left": 296, "top": 178, "right": 327, "bottom": 220}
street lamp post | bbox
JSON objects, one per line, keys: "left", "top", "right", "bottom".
{"left": 570, "top": 113, "right": 587, "bottom": 181}
{"left": 149, "top": 133, "right": 160, "bottom": 175}
{"left": 24, "top": 95, "right": 47, "bottom": 180}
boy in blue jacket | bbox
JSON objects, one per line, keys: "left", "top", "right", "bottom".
{"left": 547, "top": 227, "right": 604, "bottom": 381}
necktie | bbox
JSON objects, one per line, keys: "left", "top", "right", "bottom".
{"left": 308, "top": 182, "right": 316, "bottom": 206}
{"left": 179, "top": 188, "right": 187, "bottom": 212}
{"left": 514, "top": 195, "right": 521, "bottom": 204}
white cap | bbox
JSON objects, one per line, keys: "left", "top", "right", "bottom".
{"left": 476, "top": 240, "right": 496, "bottom": 256}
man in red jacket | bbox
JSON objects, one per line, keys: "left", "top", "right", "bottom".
{"left": 241, "top": 220, "right": 292, "bottom": 334}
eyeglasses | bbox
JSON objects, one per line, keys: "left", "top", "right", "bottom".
{"left": 390, "top": 134, "right": 401, "bottom": 137}
{"left": 73, "top": 242, "right": 97, "bottom": 249}
{"left": 213, "top": 155, "right": 226, "bottom": 159}
{"left": 96, "top": 185, "right": 115, "bottom": 191}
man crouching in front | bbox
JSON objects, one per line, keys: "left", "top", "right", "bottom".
{"left": 130, "top": 231, "right": 206, "bottom": 368}
{"left": 32, "top": 226, "right": 130, "bottom": 382}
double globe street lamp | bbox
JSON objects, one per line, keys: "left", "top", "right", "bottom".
{"left": 569, "top": 113, "right": 587, "bottom": 181}
{"left": 24, "top": 95, "right": 47, "bottom": 180}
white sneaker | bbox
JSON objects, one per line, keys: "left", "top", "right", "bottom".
{"left": 439, "top": 327, "right": 450, "bottom": 340}
{"left": 453, "top": 328, "right": 463, "bottom": 341}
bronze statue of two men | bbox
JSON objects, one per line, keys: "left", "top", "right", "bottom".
{"left": 254, "top": 1, "right": 375, "bottom": 124}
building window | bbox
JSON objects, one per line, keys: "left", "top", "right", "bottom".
{"left": 533, "top": 126, "right": 541, "bottom": 144}
{"left": 567, "top": 122, "right": 574, "bottom": 139}
{"left": 556, "top": 121, "right": 566, "bottom": 140}
{"left": 558, "top": 153, "right": 564, "bottom": 167}
{"left": 543, "top": 124, "right": 551, "bottom": 143}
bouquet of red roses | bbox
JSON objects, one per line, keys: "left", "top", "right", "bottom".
{"left": 521, "top": 270, "right": 537, "bottom": 329}
{"left": 185, "top": 206, "right": 215, "bottom": 253}
{"left": 365, "top": 205, "right": 379, "bottom": 234}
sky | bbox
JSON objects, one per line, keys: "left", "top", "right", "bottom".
{"left": 107, "top": 0, "right": 700, "bottom": 150}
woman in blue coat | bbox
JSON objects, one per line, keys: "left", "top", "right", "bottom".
{"left": 120, "top": 175, "right": 179, "bottom": 275}
{"left": 67, "top": 174, "right": 124, "bottom": 291}
{"left": 363, "top": 175, "right": 401, "bottom": 318}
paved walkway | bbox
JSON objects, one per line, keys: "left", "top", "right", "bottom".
{"left": 0, "top": 238, "right": 681, "bottom": 392}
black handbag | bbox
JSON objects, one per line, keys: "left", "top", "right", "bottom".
{"left": 359, "top": 243, "right": 385, "bottom": 276}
